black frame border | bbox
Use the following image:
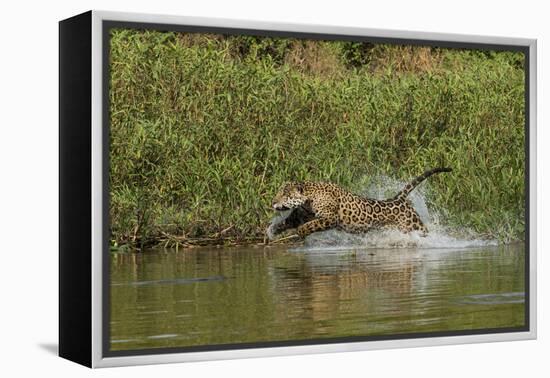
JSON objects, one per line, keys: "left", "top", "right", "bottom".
{"left": 59, "top": 11, "right": 93, "bottom": 367}
{"left": 101, "top": 20, "right": 531, "bottom": 359}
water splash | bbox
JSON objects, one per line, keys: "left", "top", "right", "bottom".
{"left": 302, "top": 228, "right": 496, "bottom": 250}
{"left": 268, "top": 175, "right": 497, "bottom": 250}
{"left": 266, "top": 209, "right": 293, "bottom": 241}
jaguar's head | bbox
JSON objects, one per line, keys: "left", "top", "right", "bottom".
{"left": 272, "top": 182, "right": 307, "bottom": 211}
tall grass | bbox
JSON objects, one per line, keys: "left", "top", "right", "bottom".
{"left": 109, "top": 29, "right": 525, "bottom": 249}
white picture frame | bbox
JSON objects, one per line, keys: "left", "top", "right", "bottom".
{"left": 59, "top": 10, "right": 537, "bottom": 368}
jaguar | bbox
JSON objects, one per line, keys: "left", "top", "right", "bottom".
{"left": 269, "top": 167, "right": 452, "bottom": 239}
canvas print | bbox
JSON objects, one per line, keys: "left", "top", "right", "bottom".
{"left": 107, "top": 27, "right": 526, "bottom": 353}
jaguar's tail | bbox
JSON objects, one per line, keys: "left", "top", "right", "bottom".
{"left": 393, "top": 167, "right": 452, "bottom": 201}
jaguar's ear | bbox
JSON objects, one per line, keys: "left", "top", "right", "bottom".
{"left": 295, "top": 183, "right": 304, "bottom": 193}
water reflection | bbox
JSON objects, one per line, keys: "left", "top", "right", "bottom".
{"left": 110, "top": 243, "right": 525, "bottom": 351}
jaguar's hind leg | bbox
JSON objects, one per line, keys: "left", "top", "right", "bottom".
{"left": 415, "top": 221, "right": 428, "bottom": 237}
{"left": 397, "top": 221, "right": 428, "bottom": 236}
{"left": 397, "top": 210, "right": 428, "bottom": 237}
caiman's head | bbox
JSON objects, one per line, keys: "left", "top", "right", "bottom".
{"left": 271, "top": 182, "right": 307, "bottom": 211}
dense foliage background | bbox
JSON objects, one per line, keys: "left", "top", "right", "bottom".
{"left": 109, "top": 29, "right": 525, "bottom": 249}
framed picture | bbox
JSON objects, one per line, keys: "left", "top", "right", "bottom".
{"left": 59, "top": 10, "right": 537, "bottom": 368}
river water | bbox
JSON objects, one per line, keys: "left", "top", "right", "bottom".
{"left": 110, "top": 242, "right": 525, "bottom": 351}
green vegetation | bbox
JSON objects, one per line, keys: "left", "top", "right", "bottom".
{"left": 109, "top": 29, "right": 525, "bottom": 250}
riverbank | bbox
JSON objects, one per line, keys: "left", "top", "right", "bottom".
{"left": 109, "top": 29, "right": 526, "bottom": 250}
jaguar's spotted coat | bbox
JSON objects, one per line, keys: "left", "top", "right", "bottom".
{"left": 270, "top": 167, "right": 452, "bottom": 239}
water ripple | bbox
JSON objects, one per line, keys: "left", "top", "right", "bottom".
{"left": 455, "top": 292, "right": 525, "bottom": 305}
{"left": 112, "top": 276, "right": 226, "bottom": 287}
